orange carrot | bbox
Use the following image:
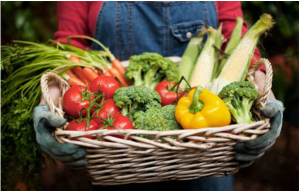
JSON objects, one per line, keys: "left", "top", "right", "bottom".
{"left": 111, "top": 59, "right": 132, "bottom": 85}
{"left": 62, "top": 73, "right": 86, "bottom": 87}
{"left": 68, "top": 77, "right": 86, "bottom": 87}
{"left": 72, "top": 66, "right": 90, "bottom": 84}
{"left": 68, "top": 55, "right": 82, "bottom": 63}
{"left": 66, "top": 70, "right": 78, "bottom": 79}
{"left": 83, "top": 67, "right": 99, "bottom": 82}
{"left": 112, "top": 59, "right": 126, "bottom": 74}
{"left": 103, "top": 68, "right": 112, "bottom": 76}
{"left": 108, "top": 67, "right": 131, "bottom": 86}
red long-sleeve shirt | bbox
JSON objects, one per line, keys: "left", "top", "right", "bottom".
{"left": 54, "top": 1, "right": 264, "bottom": 70}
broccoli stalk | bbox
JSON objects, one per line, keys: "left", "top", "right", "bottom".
{"left": 125, "top": 62, "right": 145, "bottom": 87}
{"left": 143, "top": 65, "right": 161, "bottom": 89}
{"left": 218, "top": 81, "right": 260, "bottom": 124}
{"left": 119, "top": 101, "right": 139, "bottom": 118}
{"left": 113, "top": 86, "right": 161, "bottom": 120}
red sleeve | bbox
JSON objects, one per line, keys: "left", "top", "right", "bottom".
{"left": 215, "top": 1, "right": 265, "bottom": 71}
{"left": 55, "top": 1, "right": 93, "bottom": 50}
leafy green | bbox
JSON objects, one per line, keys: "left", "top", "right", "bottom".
{"left": 1, "top": 95, "right": 45, "bottom": 190}
{"left": 1, "top": 40, "right": 112, "bottom": 110}
{"left": 1, "top": 39, "right": 105, "bottom": 190}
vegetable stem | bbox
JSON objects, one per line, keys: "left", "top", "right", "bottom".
{"left": 188, "top": 86, "right": 204, "bottom": 114}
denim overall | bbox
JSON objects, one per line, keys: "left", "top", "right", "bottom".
{"left": 92, "top": 2, "right": 233, "bottom": 191}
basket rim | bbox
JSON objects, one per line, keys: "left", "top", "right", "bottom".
{"left": 40, "top": 58, "right": 273, "bottom": 147}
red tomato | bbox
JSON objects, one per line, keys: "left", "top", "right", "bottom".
{"left": 99, "top": 114, "right": 133, "bottom": 139}
{"left": 63, "top": 85, "right": 95, "bottom": 118}
{"left": 92, "top": 99, "right": 121, "bottom": 124}
{"left": 154, "top": 81, "right": 184, "bottom": 106}
{"left": 66, "top": 119, "right": 99, "bottom": 140}
{"left": 90, "top": 76, "right": 121, "bottom": 100}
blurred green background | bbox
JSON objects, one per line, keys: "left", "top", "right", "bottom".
{"left": 1, "top": 1, "right": 299, "bottom": 191}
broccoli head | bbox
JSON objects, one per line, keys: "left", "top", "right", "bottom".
{"left": 113, "top": 86, "right": 161, "bottom": 120}
{"left": 218, "top": 81, "right": 260, "bottom": 124}
{"left": 133, "top": 105, "right": 182, "bottom": 139}
{"left": 125, "top": 52, "right": 179, "bottom": 89}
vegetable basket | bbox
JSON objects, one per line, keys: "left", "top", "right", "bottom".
{"left": 41, "top": 58, "right": 273, "bottom": 186}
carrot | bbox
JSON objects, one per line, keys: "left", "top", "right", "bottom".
{"left": 68, "top": 77, "right": 86, "bottom": 87}
{"left": 72, "top": 66, "right": 90, "bottom": 84}
{"left": 112, "top": 59, "right": 126, "bottom": 74}
{"left": 83, "top": 67, "right": 99, "bottom": 82}
{"left": 66, "top": 70, "right": 78, "bottom": 78}
{"left": 108, "top": 67, "right": 131, "bottom": 86}
{"left": 68, "top": 55, "right": 82, "bottom": 63}
{"left": 111, "top": 59, "right": 132, "bottom": 85}
{"left": 62, "top": 73, "right": 86, "bottom": 87}
{"left": 68, "top": 56, "right": 90, "bottom": 84}
{"left": 103, "top": 68, "right": 112, "bottom": 76}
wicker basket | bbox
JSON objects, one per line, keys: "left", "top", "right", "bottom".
{"left": 41, "top": 58, "right": 273, "bottom": 186}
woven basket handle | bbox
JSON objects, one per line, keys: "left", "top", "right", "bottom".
{"left": 247, "top": 58, "right": 273, "bottom": 109}
{"left": 40, "top": 72, "right": 70, "bottom": 117}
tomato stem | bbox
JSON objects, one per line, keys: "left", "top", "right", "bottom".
{"left": 170, "top": 76, "right": 192, "bottom": 103}
{"left": 91, "top": 114, "right": 117, "bottom": 129}
{"left": 171, "top": 76, "right": 192, "bottom": 91}
{"left": 76, "top": 91, "right": 102, "bottom": 128}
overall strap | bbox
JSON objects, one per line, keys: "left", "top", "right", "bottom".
{"left": 92, "top": 2, "right": 219, "bottom": 60}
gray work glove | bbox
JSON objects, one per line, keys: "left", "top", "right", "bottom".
{"left": 234, "top": 99, "right": 284, "bottom": 168}
{"left": 33, "top": 104, "right": 88, "bottom": 167}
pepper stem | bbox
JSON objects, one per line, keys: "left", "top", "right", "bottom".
{"left": 188, "top": 86, "right": 204, "bottom": 114}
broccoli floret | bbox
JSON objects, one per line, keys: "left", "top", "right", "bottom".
{"left": 125, "top": 52, "right": 179, "bottom": 89}
{"left": 125, "top": 57, "right": 149, "bottom": 87}
{"left": 113, "top": 86, "right": 161, "bottom": 120}
{"left": 133, "top": 105, "right": 182, "bottom": 139}
{"left": 218, "top": 81, "right": 260, "bottom": 124}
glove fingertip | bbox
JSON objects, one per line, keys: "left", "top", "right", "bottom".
{"left": 63, "top": 143, "right": 79, "bottom": 154}
{"left": 34, "top": 104, "right": 49, "bottom": 113}
{"left": 260, "top": 106, "right": 276, "bottom": 118}
{"left": 260, "top": 102, "right": 283, "bottom": 118}
{"left": 234, "top": 142, "right": 246, "bottom": 152}
{"left": 240, "top": 161, "right": 254, "bottom": 169}
{"left": 235, "top": 153, "right": 243, "bottom": 161}
{"left": 67, "top": 157, "right": 89, "bottom": 167}
{"left": 48, "top": 113, "right": 67, "bottom": 127}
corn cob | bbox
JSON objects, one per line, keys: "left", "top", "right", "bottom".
{"left": 212, "top": 24, "right": 224, "bottom": 79}
{"left": 189, "top": 27, "right": 216, "bottom": 88}
{"left": 208, "top": 14, "right": 275, "bottom": 95}
{"left": 214, "top": 17, "right": 243, "bottom": 79}
{"left": 177, "top": 28, "right": 206, "bottom": 89}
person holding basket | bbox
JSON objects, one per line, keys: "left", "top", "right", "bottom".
{"left": 33, "top": 1, "right": 284, "bottom": 191}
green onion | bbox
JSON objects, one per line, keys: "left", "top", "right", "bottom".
{"left": 1, "top": 37, "right": 114, "bottom": 109}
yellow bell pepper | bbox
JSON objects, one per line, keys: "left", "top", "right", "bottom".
{"left": 175, "top": 86, "right": 231, "bottom": 129}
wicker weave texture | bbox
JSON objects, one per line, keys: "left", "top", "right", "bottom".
{"left": 40, "top": 59, "right": 273, "bottom": 185}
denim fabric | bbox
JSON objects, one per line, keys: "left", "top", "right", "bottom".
{"left": 92, "top": 1, "right": 218, "bottom": 61}
{"left": 92, "top": 176, "right": 233, "bottom": 191}
{"left": 91, "top": 2, "right": 232, "bottom": 191}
